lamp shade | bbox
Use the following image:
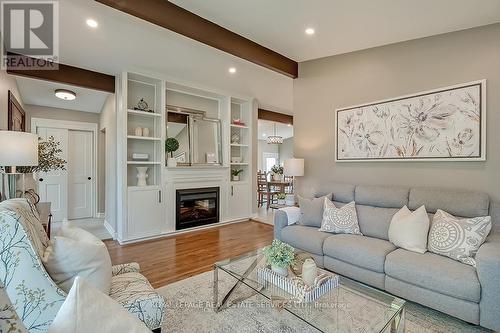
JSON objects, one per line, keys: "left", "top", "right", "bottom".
{"left": 284, "top": 158, "right": 304, "bottom": 177}
{"left": 0, "top": 131, "right": 39, "bottom": 167}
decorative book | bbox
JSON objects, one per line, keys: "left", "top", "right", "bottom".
{"left": 257, "top": 266, "right": 339, "bottom": 303}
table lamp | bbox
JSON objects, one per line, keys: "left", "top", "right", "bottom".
{"left": 0, "top": 131, "right": 39, "bottom": 199}
{"left": 284, "top": 158, "right": 304, "bottom": 203}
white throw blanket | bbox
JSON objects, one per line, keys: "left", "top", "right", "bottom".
{"left": 279, "top": 206, "right": 301, "bottom": 225}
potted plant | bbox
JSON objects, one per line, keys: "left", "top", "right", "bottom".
{"left": 231, "top": 169, "right": 243, "bottom": 181}
{"left": 165, "top": 137, "right": 180, "bottom": 167}
{"left": 17, "top": 136, "right": 66, "bottom": 179}
{"left": 263, "top": 240, "right": 295, "bottom": 277}
{"left": 277, "top": 193, "right": 286, "bottom": 205}
{"left": 270, "top": 164, "right": 284, "bottom": 181}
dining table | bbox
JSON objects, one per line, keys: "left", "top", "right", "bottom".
{"left": 267, "top": 179, "right": 292, "bottom": 194}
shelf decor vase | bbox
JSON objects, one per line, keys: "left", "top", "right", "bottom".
{"left": 271, "top": 265, "right": 288, "bottom": 277}
{"left": 136, "top": 167, "right": 148, "bottom": 186}
{"left": 167, "top": 157, "right": 177, "bottom": 168}
{"left": 142, "top": 127, "right": 150, "bottom": 137}
{"left": 134, "top": 127, "right": 143, "bottom": 136}
{"left": 301, "top": 259, "right": 318, "bottom": 287}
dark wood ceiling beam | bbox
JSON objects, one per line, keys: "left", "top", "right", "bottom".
{"left": 258, "top": 108, "right": 293, "bottom": 125}
{"left": 95, "top": 0, "right": 298, "bottom": 78}
{"left": 6, "top": 53, "right": 115, "bottom": 93}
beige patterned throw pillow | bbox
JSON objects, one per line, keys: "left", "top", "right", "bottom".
{"left": 428, "top": 209, "right": 491, "bottom": 267}
{"left": 319, "top": 199, "right": 362, "bottom": 235}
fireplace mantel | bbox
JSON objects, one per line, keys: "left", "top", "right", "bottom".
{"left": 164, "top": 167, "right": 230, "bottom": 233}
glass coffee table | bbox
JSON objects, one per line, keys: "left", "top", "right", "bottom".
{"left": 213, "top": 247, "right": 405, "bottom": 333}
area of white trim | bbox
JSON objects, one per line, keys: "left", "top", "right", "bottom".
{"left": 103, "top": 219, "right": 117, "bottom": 240}
{"left": 116, "top": 218, "right": 248, "bottom": 245}
{"left": 31, "top": 117, "right": 99, "bottom": 218}
{"left": 97, "top": 212, "right": 105, "bottom": 219}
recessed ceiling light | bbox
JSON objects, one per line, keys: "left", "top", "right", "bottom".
{"left": 305, "top": 28, "right": 315, "bottom": 35}
{"left": 86, "top": 18, "right": 98, "bottom": 28}
{"left": 228, "top": 67, "right": 236, "bottom": 74}
{"left": 262, "top": 133, "right": 266, "bottom": 137}
{"left": 55, "top": 89, "right": 76, "bottom": 101}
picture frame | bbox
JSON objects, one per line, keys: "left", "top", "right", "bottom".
{"left": 7, "top": 90, "right": 26, "bottom": 132}
{"left": 335, "top": 80, "right": 486, "bottom": 162}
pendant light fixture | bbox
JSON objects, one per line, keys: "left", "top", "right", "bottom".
{"left": 267, "top": 123, "right": 283, "bottom": 145}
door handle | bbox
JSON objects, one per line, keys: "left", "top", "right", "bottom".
{"left": 39, "top": 178, "right": 44, "bottom": 182}
{"left": 231, "top": 185, "right": 233, "bottom": 196}
{"left": 88, "top": 177, "right": 92, "bottom": 180}
{"left": 159, "top": 190, "right": 162, "bottom": 203}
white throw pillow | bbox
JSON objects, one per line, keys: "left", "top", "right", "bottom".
{"left": 42, "top": 224, "right": 112, "bottom": 294}
{"left": 388, "top": 205, "right": 430, "bottom": 254}
{"left": 428, "top": 209, "right": 491, "bottom": 267}
{"left": 319, "top": 199, "right": 362, "bottom": 235}
{"left": 48, "top": 277, "right": 150, "bottom": 333}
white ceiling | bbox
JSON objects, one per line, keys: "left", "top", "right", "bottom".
{"left": 258, "top": 119, "right": 293, "bottom": 140}
{"left": 54, "top": 0, "right": 293, "bottom": 113}
{"left": 15, "top": 77, "right": 109, "bottom": 113}
{"left": 171, "top": 0, "right": 500, "bottom": 62}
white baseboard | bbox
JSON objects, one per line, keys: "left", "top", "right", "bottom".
{"left": 96, "top": 212, "right": 105, "bottom": 219}
{"left": 103, "top": 219, "right": 117, "bottom": 240}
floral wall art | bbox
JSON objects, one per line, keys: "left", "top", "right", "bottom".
{"left": 335, "top": 80, "right": 486, "bottom": 162}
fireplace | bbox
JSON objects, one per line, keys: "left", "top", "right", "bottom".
{"left": 176, "top": 187, "right": 220, "bottom": 230}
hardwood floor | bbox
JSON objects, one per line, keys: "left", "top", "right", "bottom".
{"left": 105, "top": 221, "right": 273, "bottom": 288}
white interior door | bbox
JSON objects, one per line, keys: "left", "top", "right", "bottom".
{"left": 68, "top": 130, "right": 93, "bottom": 219}
{"left": 36, "top": 127, "right": 68, "bottom": 222}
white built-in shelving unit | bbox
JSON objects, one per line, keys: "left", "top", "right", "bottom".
{"left": 117, "top": 71, "right": 254, "bottom": 244}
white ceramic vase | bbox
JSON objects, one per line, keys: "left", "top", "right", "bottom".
{"left": 142, "top": 127, "right": 150, "bottom": 137}
{"left": 167, "top": 157, "right": 177, "bottom": 167}
{"left": 134, "top": 127, "right": 143, "bottom": 136}
{"left": 271, "top": 265, "right": 288, "bottom": 277}
{"left": 136, "top": 167, "right": 148, "bottom": 186}
{"left": 301, "top": 259, "right": 317, "bottom": 287}
{"left": 232, "top": 175, "right": 240, "bottom": 181}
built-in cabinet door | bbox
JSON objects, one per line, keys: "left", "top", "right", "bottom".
{"left": 68, "top": 130, "right": 93, "bottom": 219}
{"left": 227, "top": 183, "right": 250, "bottom": 220}
{"left": 36, "top": 127, "right": 68, "bottom": 222}
{"left": 127, "top": 187, "right": 164, "bottom": 240}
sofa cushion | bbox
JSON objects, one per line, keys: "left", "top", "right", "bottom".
{"left": 319, "top": 200, "right": 362, "bottom": 235}
{"left": 281, "top": 226, "right": 331, "bottom": 255}
{"left": 323, "top": 234, "right": 396, "bottom": 273}
{"left": 408, "top": 187, "right": 489, "bottom": 217}
{"left": 298, "top": 194, "right": 332, "bottom": 227}
{"left": 385, "top": 249, "right": 480, "bottom": 303}
{"left": 356, "top": 205, "right": 399, "bottom": 240}
{"left": 355, "top": 185, "right": 409, "bottom": 208}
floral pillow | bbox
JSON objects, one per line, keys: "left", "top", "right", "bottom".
{"left": 319, "top": 199, "right": 362, "bottom": 235}
{"left": 428, "top": 209, "right": 491, "bottom": 267}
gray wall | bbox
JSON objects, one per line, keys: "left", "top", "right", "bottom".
{"left": 99, "top": 94, "right": 117, "bottom": 232}
{"left": 294, "top": 24, "right": 500, "bottom": 203}
{"left": 0, "top": 71, "right": 23, "bottom": 130}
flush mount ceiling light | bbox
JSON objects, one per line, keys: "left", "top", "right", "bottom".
{"left": 86, "top": 18, "right": 98, "bottom": 28}
{"left": 228, "top": 67, "right": 236, "bottom": 74}
{"left": 267, "top": 123, "right": 283, "bottom": 145}
{"left": 55, "top": 89, "right": 76, "bottom": 101}
{"left": 305, "top": 28, "right": 315, "bottom": 35}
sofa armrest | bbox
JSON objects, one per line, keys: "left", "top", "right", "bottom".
{"left": 112, "top": 262, "right": 140, "bottom": 276}
{"left": 274, "top": 207, "right": 300, "bottom": 240}
{"left": 274, "top": 210, "right": 288, "bottom": 240}
{"left": 476, "top": 234, "right": 500, "bottom": 331}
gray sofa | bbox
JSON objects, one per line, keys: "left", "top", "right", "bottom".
{"left": 274, "top": 184, "right": 500, "bottom": 332}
